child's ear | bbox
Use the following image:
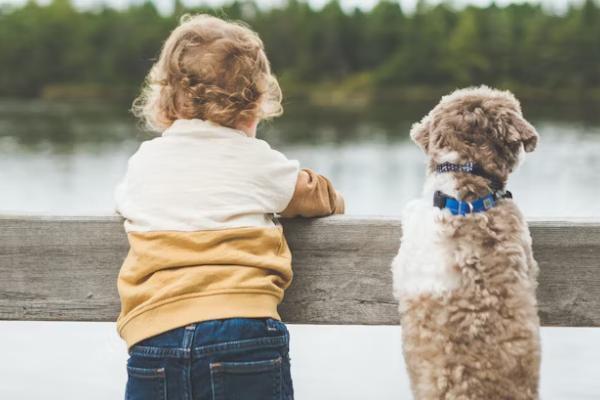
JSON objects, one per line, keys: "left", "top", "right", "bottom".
{"left": 505, "top": 110, "right": 539, "bottom": 153}
{"left": 410, "top": 115, "right": 431, "bottom": 154}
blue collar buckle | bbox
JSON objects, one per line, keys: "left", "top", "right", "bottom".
{"left": 433, "top": 190, "right": 512, "bottom": 216}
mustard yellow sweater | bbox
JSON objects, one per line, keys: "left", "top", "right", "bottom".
{"left": 115, "top": 119, "right": 343, "bottom": 348}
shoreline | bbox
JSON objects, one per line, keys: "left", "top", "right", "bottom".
{"left": 3, "top": 82, "right": 600, "bottom": 106}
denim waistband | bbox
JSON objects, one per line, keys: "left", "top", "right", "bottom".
{"left": 129, "top": 318, "right": 288, "bottom": 360}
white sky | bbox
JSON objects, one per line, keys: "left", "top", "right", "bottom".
{"left": 0, "top": 0, "right": 577, "bottom": 15}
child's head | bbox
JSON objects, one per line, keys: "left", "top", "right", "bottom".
{"left": 133, "top": 14, "right": 282, "bottom": 132}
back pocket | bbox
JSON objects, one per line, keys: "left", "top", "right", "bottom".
{"left": 126, "top": 366, "right": 167, "bottom": 400}
{"left": 210, "top": 357, "right": 282, "bottom": 400}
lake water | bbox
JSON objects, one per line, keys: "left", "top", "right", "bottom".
{"left": 1, "top": 99, "right": 600, "bottom": 217}
{"left": 1, "top": 99, "right": 599, "bottom": 399}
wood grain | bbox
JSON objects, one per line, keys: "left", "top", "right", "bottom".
{"left": 1, "top": 215, "right": 599, "bottom": 326}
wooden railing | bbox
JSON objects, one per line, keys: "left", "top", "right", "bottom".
{"left": 1, "top": 215, "right": 599, "bottom": 327}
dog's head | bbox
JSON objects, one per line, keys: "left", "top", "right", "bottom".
{"left": 410, "top": 86, "right": 538, "bottom": 178}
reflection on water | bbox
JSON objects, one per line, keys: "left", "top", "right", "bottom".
{"left": 1, "top": 99, "right": 599, "bottom": 217}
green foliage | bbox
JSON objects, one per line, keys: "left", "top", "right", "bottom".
{"left": 0, "top": 0, "right": 598, "bottom": 100}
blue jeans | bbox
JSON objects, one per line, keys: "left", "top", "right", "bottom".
{"left": 125, "top": 318, "right": 294, "bottom": 400}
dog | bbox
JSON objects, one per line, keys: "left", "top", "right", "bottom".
{"left": 392, "top": 86, "right": 541, "bottom": 400}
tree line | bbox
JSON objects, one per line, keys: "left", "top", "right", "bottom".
{"left": 0, "top": 0, "right": 598, "bottom": 101}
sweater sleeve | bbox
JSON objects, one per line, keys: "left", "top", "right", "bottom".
{"left": 279, "top": 169, "right": 345, "bottom": 218}
{"left": 114, "top": 150, "right": 138, "bottom": 218}
{"left": 114, "top": 173, "right": 128, "bottom": 217}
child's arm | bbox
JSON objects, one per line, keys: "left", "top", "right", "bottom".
{"left": 280, "top": 168, "right": 345, "bottom": 218}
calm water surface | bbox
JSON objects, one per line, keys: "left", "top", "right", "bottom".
{"left": 1, "top": 99, "right": 599, "bottom": 217}
{"left": 1, "top": 99, "right": 599, "bottom": 399}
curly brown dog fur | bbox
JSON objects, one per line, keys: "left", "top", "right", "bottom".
{"left": 392, "top": 86, "right": 541, "bottom": 400}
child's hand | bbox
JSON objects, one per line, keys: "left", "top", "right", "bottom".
{"left": 333, "top": 190, "right": 345, "bottom": 215}
{"left": 280, "top": 169, "right": 344, "bottom": 218}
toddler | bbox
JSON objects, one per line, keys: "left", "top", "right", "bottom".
{"left": 115, "top": 14, "right": 344, "bottom": 400}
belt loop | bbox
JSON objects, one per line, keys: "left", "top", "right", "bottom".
{"left": 266, "top": 318, "right": 278, "bottom": 332}
{"left": 182, "top": 324, "right": 196, "bottom": 350}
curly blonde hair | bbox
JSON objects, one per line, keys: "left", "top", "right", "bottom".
{"left": 132, "top": 14, "right": 283, "bottom": 132}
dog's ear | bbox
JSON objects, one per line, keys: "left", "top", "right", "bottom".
{"left": 410, "top": 115, "right": 431, "bottom": 154}
{"left": 505, "top": 110, "right": 538, "bottom": 153}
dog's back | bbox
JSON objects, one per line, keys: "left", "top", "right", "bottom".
{"left": 393, "top": 200, "right": 540, "bottom": 400}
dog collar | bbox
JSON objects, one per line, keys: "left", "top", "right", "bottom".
{"left": 436, "top": 162, "right": 503, "bottom": 191}
{"left": 433, "top": 190, "right": 513, "bottom": 216}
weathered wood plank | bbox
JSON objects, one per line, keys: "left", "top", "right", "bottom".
{"left": 1, "top": 215, "right": 599, "bottom": 326}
